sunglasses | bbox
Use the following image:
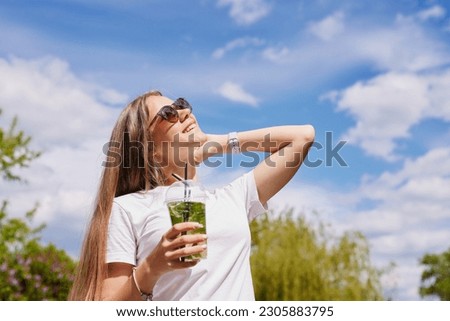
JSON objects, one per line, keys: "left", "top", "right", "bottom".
{"left": 149, "top": 97, "right": 192, "bottom": 127}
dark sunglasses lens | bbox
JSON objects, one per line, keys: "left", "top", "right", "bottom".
{"left": 173, "top": 98, "right": 192, "bottom": 111}
{"left": 160, "top": 106, "right": 179, "bottom": 123}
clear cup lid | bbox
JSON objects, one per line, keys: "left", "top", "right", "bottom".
{"left": 165, "top": 179, "right": 207, "bottom": 203}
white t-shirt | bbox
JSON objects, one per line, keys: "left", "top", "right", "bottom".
{"left": 106, "top": 170, "right": 267, "bottom": 300}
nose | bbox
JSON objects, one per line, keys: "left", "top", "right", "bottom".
{"left": 178, "top": 108, "right": 191, "bottom": 122}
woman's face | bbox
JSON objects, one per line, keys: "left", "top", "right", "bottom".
{"left": 146, "top": 95, "right": 206, "bottom": 167}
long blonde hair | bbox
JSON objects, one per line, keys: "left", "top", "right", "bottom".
{"left": 69, "top": 90, "right": 164, "bottom": 300}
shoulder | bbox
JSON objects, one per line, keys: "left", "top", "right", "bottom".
{"left": 111, "top": 187, "right": 168, "bottom": 226}
{"left": 113, "top": 187, "right": 165, "bottom": 209}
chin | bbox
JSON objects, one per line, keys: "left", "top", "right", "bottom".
{"left": 185, "top": 127, "right": 205, "bottom": 141}
{"left": 193, "top": 129, "right": 207, "bottom": 143}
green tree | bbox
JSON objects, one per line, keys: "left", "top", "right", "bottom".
{"left": 0, "top": 109, "right": 76, "bottom": 300}
{"left": 250, "top": 210, "right": 385, "bottom": 300}
{"left": 419, "top": 248, "right": 450, "bottom": 300}
{"left": 0, "top": 110, "right": 40, "bottom": 181}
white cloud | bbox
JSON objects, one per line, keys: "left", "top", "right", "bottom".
{"left": 372, "top": 229, "right": 450, "bottom": 256}
{"left": 217, "top": 0, "right": 271, "bottom": 26}
{"left": 360, "top": 147, "right": 450, "bottom": 197}
{"left": 379, "top": 260, "right": 425, "bottom": 300}
{"left": 1, "top": 141, "right": 103, "bottom": 222}
{"left": 325, "top": 69, "right": 450, "bottom": 160}
{"left": 354, "top": 16, "right": 450, "bottom": 73}
{"left": 217, "top": 81, "right": 259, "bottom": 107}
{"left": 416, "top": 5, "right": 446, "bottom": 21}
{"left": 0, "top": 56, "right": 126, "bottom": 254}
{"left": 353, "top": 147, "right": 450, "bottom": 242}
{"left": 212, "top": 37, "right": 265, "bottom": 59}
{"left": 308, "top": 11, "right": 345, "bottom": 41}
{"left": 261, "top": 46, "right": 290, "bottom": 63}
{"left": 301, "top": 10, "right": 449, "bottom": 76}
{"left": 0, "top": 56, "right": 126, "bottom": 148}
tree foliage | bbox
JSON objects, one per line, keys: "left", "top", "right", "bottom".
{"left": 419, "top": 248, "right": 450, "bottom": 300}
{"left": 250, "top": 210, "right": 385, "bottom": 300}
{"left": 0, "top": 109, "right": 76, "bottom": 300}
{"left": 0, "top": 109, "right": 40, "bottom": 181}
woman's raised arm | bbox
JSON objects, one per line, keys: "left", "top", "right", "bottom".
{"left": 237, "top": 125, "right": 314, "bottom": 205}
{"left": 196, "top": 125, "right": 315, "bottom": 205}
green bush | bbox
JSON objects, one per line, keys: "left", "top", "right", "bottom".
{"left": 0, "top": 201, "right": 76, "bottom": 300}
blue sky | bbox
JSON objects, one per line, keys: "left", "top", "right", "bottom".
{"left": 1, "top": 0, "right": 450, "bottom": 300}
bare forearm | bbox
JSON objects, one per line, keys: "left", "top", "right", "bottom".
{"left": 101, "top": 275, "right": 141, "bottom": 301}
{"left": 101, "top": 261, "right": 159, "bottom": 301}
{"left": 201, "top": 125, "right": 315, "bottom": 156}
{"left": 237, "top": 125, "right": 315, "bottom": 153}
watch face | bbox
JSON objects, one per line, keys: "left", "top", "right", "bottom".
{"left": 229, "top": 139, "right": 240, "bottom": 153}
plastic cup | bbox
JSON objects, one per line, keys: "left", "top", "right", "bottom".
{"left": 166, "top": 180, "right": 207, "bottom": 261}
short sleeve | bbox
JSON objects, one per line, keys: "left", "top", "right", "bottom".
{"left": 106, "top": 201, "right": 136, "bottom": 265}
{"left": 244, "top": 170, "right": 268, "bottom": 221}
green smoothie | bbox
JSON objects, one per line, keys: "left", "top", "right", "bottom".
{"left": 167, "top": 201, "right": 206, "bottom": 261}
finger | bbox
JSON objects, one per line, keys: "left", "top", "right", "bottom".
{"left": 166, "top": 222, "right": 204, "bottom": 240}
{"left": 167, "top": 259, "right": 199, "bottom": 270}
{"left": 168, "top": 234, "right": 207, "bottom": 250}
{"left": 165, "top": 244, "right": 207, "bottom": 261}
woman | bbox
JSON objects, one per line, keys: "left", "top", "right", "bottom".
{"left": 69, "top": 90, "right": 314, "bottom": 300}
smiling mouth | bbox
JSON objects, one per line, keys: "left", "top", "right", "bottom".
{"left": 183, "top": 123, "right": 196, "bottom": 133}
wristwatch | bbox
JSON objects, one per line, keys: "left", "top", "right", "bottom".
{"left": 228, "top": 132, "right": 240, "bottom": 154}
